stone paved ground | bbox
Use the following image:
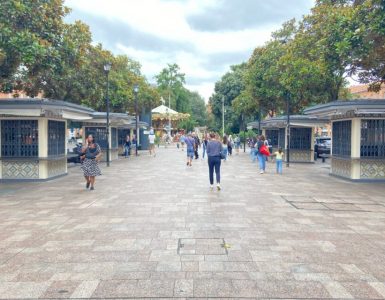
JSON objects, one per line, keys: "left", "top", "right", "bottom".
{"left": 1, "top": 146, "right": 385, "bottom": 299}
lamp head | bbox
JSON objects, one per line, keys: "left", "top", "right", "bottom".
{"left": 104, "top": 62, "right": 112, "bottom": 72}
{"left": 133, "top": 84, "right": 139, "bottom": 93}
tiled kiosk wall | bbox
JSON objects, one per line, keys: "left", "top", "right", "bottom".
{"left": 331, "top": 118, "right": 385, "bottom": 181}
{"left": 0, "top": 118, "right": 68, "bottom": 181}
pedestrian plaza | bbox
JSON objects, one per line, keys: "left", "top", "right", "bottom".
{"left": 1, "top": 148, "right": 385, "bottom": 299}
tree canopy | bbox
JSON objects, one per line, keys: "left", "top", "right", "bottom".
{"left": 0, "top": 0, "right": 161, "bottom": 112}
{"left": 208, "top": 0, "right": 385, "bottom": 132}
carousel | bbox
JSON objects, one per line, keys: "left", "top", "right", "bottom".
{"left": 151, "top": 100, "right": 190, "bottom": 136}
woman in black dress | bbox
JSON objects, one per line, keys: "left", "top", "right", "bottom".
{"left": 81, "top": 135, "right": 102, "bottom": 190}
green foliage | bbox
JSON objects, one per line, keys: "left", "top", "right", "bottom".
{"left": 155, "top": 64, "right": 207, "bottom": 128}
{"left": 0, "top": 0, "right": 160, "bottom": 112}
{"left": 208, "top": 0, "right": 385, "bottom": 130}
{"left": 0, "top": 0, "right": 69, "bottom": 95}
{"left": 239, "top": 130, "right": 256, "bottom": 143}
{"left": 208, "top": 63, "right": 248, "bottom": 133}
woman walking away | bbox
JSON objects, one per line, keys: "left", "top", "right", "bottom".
{"left": 256, "top": 135, "right": 267, "bottom": 174}
{"left": 81, "top": 134, "right": 102, "bottom": 190}
{"left": 185, "top": 133, "right": 195, "bottom": 167}
{"left": 222, "top": 135, "right": 228, "bottom": 161}
{"left": 207, "top": 133, "right": 222, "bottom": 191}
{"left": 274, "top": 147, "right": 284, "bottom": 174}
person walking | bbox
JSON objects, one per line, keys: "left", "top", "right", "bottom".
{"left": 180, "top": 133, "right": 186, "bottom": 151}
{"left": 250, "top": 136, "right": 257, "bottom": 163}
{"left": 81, "top": 134, "right": 102, "bottom": 190}
{"left": 222, "top": 135, "right": 228, "bottom": 161}
{"left": 207, "top": 132, "right": 222, "bottom": 190}
{"left": 148, "top": 128, "right": 156, "bottom": 157}
{"left": 256, "top": 135, "right": 267, "bottom": 174}
{"left": 123, "top": 135, "right": 131, "bottom": 158}
{"left": 184, "top": 133, "right": 195, "bottom": 166}
{"left": 227, "top": 135, "right": 233, "bottom": 156}
{"left": 274, "top": 147, "right": 284, "bottom": 174}
{"left": 202, "top": 133, "right": 208, "bottom": 159}
{"left": 235, "top": 135, "right": 241, "bottom": 154}
{"left": 192, "top": 132, "right": 200, "bottom": 160}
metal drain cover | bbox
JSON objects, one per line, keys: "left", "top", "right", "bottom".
{"left": 178, "top": 238, "right": 228, "bottom": 255}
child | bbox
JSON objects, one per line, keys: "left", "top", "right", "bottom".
{"left": 274, "top": 148, "right": 284, "bottom": 174}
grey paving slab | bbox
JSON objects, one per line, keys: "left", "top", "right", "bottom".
{"left": 1, "top": 147, "right": 385, "bottom": 299}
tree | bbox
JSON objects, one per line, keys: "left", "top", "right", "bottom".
{"left": 209, "top": 63, "right": 248, "bottom": 133}
{"left": 187, "top": 91, "right": 207, "bottom": 126}
{"left": 155, "top": 63, "right": 207, "bottom": 129}
{"left": 155, "top": 63, "right": 186, "bottom": 110}
{"left": 351, "top": 0, "right": 385, "bottom": 91}
{"left": 0, "top": 0, "right": 69, "bottom": 95}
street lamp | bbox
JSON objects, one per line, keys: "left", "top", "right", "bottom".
{"left": 104, "top": 62, "right": 111, "bottom": 167}
{"left": 285, "top": 91, "right": 291, "bottom": 167}
{"left": 242, "top": 113, "right": 246, "bottom": 153}
{"left": 222, "top": 96, "right": 225, "bottom": 136}
{"left": 133, "top": 84, "right": 139, "bottom": 156}
{"left": 168, "top": 91, "right": 172, "bottom": 137}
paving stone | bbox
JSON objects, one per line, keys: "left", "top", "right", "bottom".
{"left": 70, "top": 280, "right": 99, "bottom": 298}
{"left": 323, "top": 281, "right": 354, "bottom": 299}
{"left": 1, "top": 147, "right": 385, "bottom": 298}
{"left": 174, "top": 279, "right": 193, "bottom": 297}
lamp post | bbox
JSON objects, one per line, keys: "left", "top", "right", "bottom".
{"left": 222, "top": 96, "right": 225, "bottom": 136}
{"left": 134, "top": 84, "right": 139, "bottom": 156}
{"left": 168, "top": 91, "right": 171, "bottom": 137}
{"left": 103, "top": 62, "right": 111, "bottom": 167}
{"left": 286, "top": 91, "right": 291, "bottom": 167}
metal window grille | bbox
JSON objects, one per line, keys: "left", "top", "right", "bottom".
{"left": 111, "top": 128, "right": 118, "bottom": 148}
{"left": 265, "top": 129, "right": 278, "bottom": 146}
{"left": 278, "top": 128, "right": 285, "bottom": 149}
{"left": 85, "top": 127, "right": 108, "bottom": 149}
{"left": 332, "top": 120, "right": 351, "bottom": 157}
{"left": 290, "top": 128, "right": 312, "bottom": 150}
{"left": 1, "top": 120, "right": 39, "bottom": 157}
{"left": 48, "top": 120, "right": 65, "bottom": 156}
{"left": 361, "top": 119, "right": 385, "bottom": 158}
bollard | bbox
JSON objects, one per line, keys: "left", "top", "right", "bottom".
{"left": 322, "top": 156, "right": 326, "bottom": 163}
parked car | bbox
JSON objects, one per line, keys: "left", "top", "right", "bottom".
{"left": 314, "top": 137, "right": 331, "bottom": 157}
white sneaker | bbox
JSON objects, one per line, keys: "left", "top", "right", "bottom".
{"left": 217, "top": 184, "right": 221, "bottom": 191}
{"left": 210, "top": 185, "right": 214, "bottom": 190}
{"left": 260, "top": 170, "right": 264, "bottom": 174}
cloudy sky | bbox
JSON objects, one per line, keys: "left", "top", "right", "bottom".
{"left": 65, "top": 0, "right": 315, "bottom": 101}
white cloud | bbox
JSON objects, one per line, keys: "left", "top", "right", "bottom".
{"left": 65, "top": 0, "right": 313, "bottom": 101}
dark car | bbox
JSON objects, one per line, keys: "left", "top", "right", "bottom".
{"left": 314, "top": 137, "right": 331, "bottom": 157}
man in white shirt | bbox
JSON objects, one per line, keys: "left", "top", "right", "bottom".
{"left": 148, "top": 128, "right": 156, "bottom": 157}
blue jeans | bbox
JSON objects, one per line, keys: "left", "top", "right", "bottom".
{"left": 257, "top": 153, "right": 266, "bottom": 171}
{"left": 250, "top": 148, "right": 257, "bottom": 163}
{"left": 124, "top": 146, "right": 130, "bottom": 157}
{"left": 208, "top": 156, "right": 221, "bottom": 185}
{"left": 187, "top": 147, "right": 194, "bottom": 159}
{"left": 222, "top": 148, "right": 228, "bottom": 160}
{"left": 276, "top": 159, "right": 282, "bottom": 174}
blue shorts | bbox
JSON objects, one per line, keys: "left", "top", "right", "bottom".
{"left": 187, "top": 148, "right": 194, "bottom": 158}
